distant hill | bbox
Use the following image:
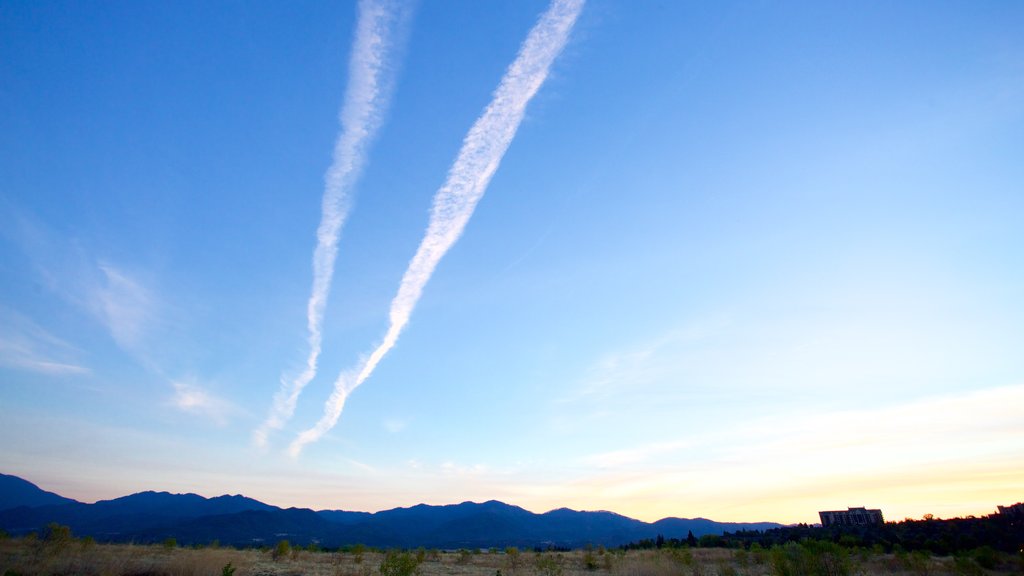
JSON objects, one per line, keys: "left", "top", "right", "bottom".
{"left": 0, "top": 472, "right": 782, "bottom": 548}
{"left": 0, "top": 473, "right": 78, "bottom": 511}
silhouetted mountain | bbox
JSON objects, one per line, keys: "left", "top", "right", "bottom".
{"left": 140, "top": 508, "right": 338, "bottom": 546}
{"left": 0, "top": 472, "right": 783, "bottom": 548}
{"left": 652, "top": 516, "right": 780, "bottom": 536}
{"left": 316, "top": 509, "right": 373, "bottom": 525}
{"left": 92, "top": 491, "right": 277, "bottom": 518}
{"left": 0, "top": 473, "right": 78, "bottom": 511}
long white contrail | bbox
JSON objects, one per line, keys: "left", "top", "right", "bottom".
{"left": 290, "top": 0, "right": 586, "bottom": 456}
{"left": 254, "top": 0, "right": 407, "bottom": 448}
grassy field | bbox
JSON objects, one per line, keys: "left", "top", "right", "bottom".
{"left": 2, "top": 538, "right": 1021, "bottom": 576}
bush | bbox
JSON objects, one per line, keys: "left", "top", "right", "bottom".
{"left": 42, "top": 523, "right": 73, "bottom": 550}
{"left": 352, "top": 543, "right": 367, "bottom": 563}
{"left": 379, "top": 550, "right": 421, "bottom": 576}
{"left": 972, "top": 546, "right": 999, "bottom": 570}
{"left": 672, "top": 547, "right": 694, "bottom": 566}
{"left": 953, "top": 554, "right": 983, "bottom": 576}
{"left": 802, "top": 539, "right": 851, "bottom": 576}
{"left": 750, "top": 543, "right": 768, "bottom": 565}
{"left": 505, "top": 546, "right": 522, "bottom": 572}
{"left": 533, "top": 553, "right": 564, "bottom": 576}
{"left": 273, "top": 539, "right": 291, "bottom": 561}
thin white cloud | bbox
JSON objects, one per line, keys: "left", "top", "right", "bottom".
{"left": 254, "top": 0, "right": 410, "bottom": 448}
{"left": 290, "top": 0, "right": 586, "bottom": 456}
{"left": 171, "top": 380, "right": 236, "bottom": 427}
{"left": 0, "top": 307, "right": 90, "bottom": 375}
{"left": 90, "top": 263, "right": 156, "bottom": 351}
{"left": 580, "top": 440, "right": 693, "bottom": 469}
{"left": 5, "top": 212, "right": 160, "bottom": 355}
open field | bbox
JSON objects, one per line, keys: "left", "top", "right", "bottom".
{"left": 2, "top": 538, "right": 1022, "bottom": 576}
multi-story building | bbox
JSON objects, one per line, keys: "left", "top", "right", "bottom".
{"left": 818, "top": 507, "right": 884, "bottom": 527}
{"left": 997, "top": 503, "right": 1024, "bottom": 518}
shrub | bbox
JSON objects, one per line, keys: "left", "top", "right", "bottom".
{"left": 802, "top": 539, "right": 851, "bottom": 576}
{"left": 953, "top": 554, "right": 983, "bottom": 576}
{"left": 505, "top": 546, "right": 522, "bottom": 572}
{"left": 43, "top": 522, "right": 74, "bottom": 551}
{"left": 353, "top": 543, "right": 367, "bottom": 564}
{"left": 379, "top": 550, "right": 421, "bottom": 576}
{"left": 162, "top": 537, "right": 177, "bottom": 550}
{"left": 221, "top": 562, "right": 237, "bottom": 576}
{"left": 750, "top": 543, "right": 768, "bottom": 565}
{"left": 273, "top": 539, "right": 291, "bottom": 561}
{"left": 972, "top": 546, "right": 999, "bottom": 570}
{"left": 533, "top": 553, "right": 564, "bottom": 576}
{"left": 671, "top": 547, "right": 694, "bottom": 566}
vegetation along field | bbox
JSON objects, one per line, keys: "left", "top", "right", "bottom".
{"left": 3, "top": 531, "right": 1023, "bottom": 576}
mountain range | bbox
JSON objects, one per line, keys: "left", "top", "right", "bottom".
{"left": 0, "top": 473, "right": 781, "bottom": 548}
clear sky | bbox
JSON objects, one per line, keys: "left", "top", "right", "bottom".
{"left": 1, "top": 0, "right": 1022, "bottom": 525}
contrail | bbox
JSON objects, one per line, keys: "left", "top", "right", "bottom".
{"left": 254, "top": 0, "right": 408, "bottom": 448}
{"left": 290, "top": 0, "right": 586, "bottom": 456}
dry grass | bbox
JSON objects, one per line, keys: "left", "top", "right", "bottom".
{"left": 0, "top": 539, "right": 1018, "bottom": 576}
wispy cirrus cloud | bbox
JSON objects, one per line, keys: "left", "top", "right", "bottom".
{"left": 0, "top": 307, "right": 90, "bottom": 375}
{"left": 89, "top": 263, "right": 157, "bottom": 351}
{"left": 170, "top": 380, "right": 238, "bottom": 427}
{"left": 5, "top": 211, "right": 162, "bottom": 356}
{"left": 254, "top": 0, "right": 411, "bottom": 449}
{"left": 290, "top": 0, "right": 586, "bottom": 456}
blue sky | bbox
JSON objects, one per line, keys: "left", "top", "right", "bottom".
{"left": 2, "top": 0, "right": 1022, "bottom": 524}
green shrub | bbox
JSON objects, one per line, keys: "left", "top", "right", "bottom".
{"left": 750, "top": 542, "right": 767, "bottom": 565}
{"left": 353, "top": 543, "right": 367, "bottom": 563}
{"left": 802, "top": 539, "right": 851, "bottom": 576}
{"left": 43, "top": 523, "right": 73, "bottom": 551}
{"left": 162, "top": 537, "right": 177, "bottom": 550}
{"left": 672, "top": 547, "right": 694, "bottom": 566}
{"left": 972, "top": 546, "right": 999, "bottom": 570}
{"left": 505, "top": 546, "right": 522, "bottom": 572}
{"left": 533, "top": 553, "right": 564, "bottom": 576}
{"left": 953, "top": 554, "right": 983, "bottom": 576}
{"left": 379, "top": 550, "right": 421, "bottom": 576}
{"left": 221, "top": 562, "right": 236, "bottom": 576}
{"left": 273, "top": 539, "right": 291, "bottom": 561}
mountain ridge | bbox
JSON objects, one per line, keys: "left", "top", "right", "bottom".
{"left": 0, "top": 472, "right": 782, "bottom": 548}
